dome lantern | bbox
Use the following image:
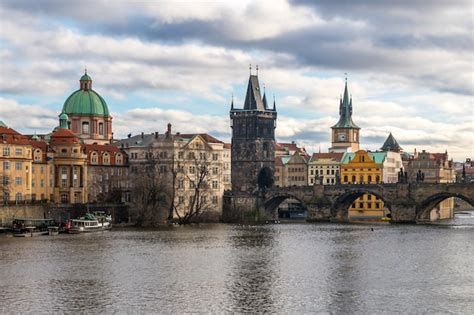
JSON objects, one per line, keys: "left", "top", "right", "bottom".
{"left": 80, "top": 69, "right": 92, "bottom": 91}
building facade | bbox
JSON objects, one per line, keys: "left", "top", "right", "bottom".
{"left": 308, "top": 153, "right": 344, "bottom": 185}
{"left": 340, "top": 150, "right": 388, "bottom": 220}
{"left": 117, "top": 125, "right": 226, "bottom": 221}
{"left": 230, "top": 73, "right": 277, "bottom": 192}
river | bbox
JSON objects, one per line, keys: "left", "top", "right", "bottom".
{"left": 1, "top": 211, "right": 473, "bottom": 313}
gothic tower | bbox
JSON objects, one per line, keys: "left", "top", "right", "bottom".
{"left": 329, "top": 78, "right": 360, "bottom": 153}
{"left": 230, "top": 72, "right": 277, "bottom": 192}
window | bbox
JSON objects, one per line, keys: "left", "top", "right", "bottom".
{"left": 212, "top": 167, "right": 218, "bottom": 175}
{"left": 3, "top": 176, "right": 9, "bottom": 186}
{"left": 189, "top": 181, "right": 195, "bottom": 189}
{"left": 116, "top": 153, "right": 123, "bottom": 165}
{"left": 31, "top": 194, "right": 36, "bottom": 202}
{"left": 189, "top": 166, "right": 195, "bottom": 174}
{"left": 15, "top": 148, "right": 22, "bottom": 156}
{"left": 159, "top": 151, "right": 167, "bottom": 159}
{"left": 32, "top": 179, "right": 35, "bottom": 187}
{"left": 15, "top": 177, "right": 22, "bottom": 185}
{"left": 40, "top": 179, "right": 44, "bottom": 187}
{"left": 3, "top": 161, "right": 9, "bottom": 170}
{"left": 212, "top": 196, "right": 218, "bottom": 204}
{"left": 60, "top": 193, "right": 69, "bottom": 203}
{"left": 160, "top": 165, "right": 167, "bottom": 173}
{"left": 177, "top": 180, "right": 184, "bottom": 189}
{"left": 212, "top": 180, "right": 218, "bottom": 189}
{"left": 61, "top": 167, "right": 68, "bottom": 188}
{"left": 99, "top": 122, "right": 104, "bottom": 135}
{"left": 188, "top": 152, "right": 195, "bottom": 160}
{"left": 103, "top": 153, "right": 110, "bottom": 165}
{"left": 15, "top": 162, "right": 22, "bottom": 170}
{"left": 82, "top": 122, "right": 90, "bottom": 134}
{"left": 40, "top": 166, "right": 44, "bottom": 174}
{"left": 15, "top": 192, "right": 22, "bottom": 202}
{"left": 178, "top": 152, "right": 184, "bottom": 159}
{"left": 212, "top": 153, "right": 219, "bottom": 161}
{"left": 3, "top": 147, "right": 10, "bottom": 156}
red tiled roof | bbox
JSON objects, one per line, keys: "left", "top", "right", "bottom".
{"left": 50, "top": 128, "right": 81, "bottom": 145}
{"left": 277, "top": 142, "right": 299, "bottom": 151}
{"left": 224, "top": 143, "right": 231, "bottom": 149}
{"left": 0, "top": 126, "right": 21, "bottom": 136}
{"left": 275, "top": 156, "right": 283, "bottom": 166}
{"left": 430, "top": 153, "right": 448, "bottom": 161}
{"left": 30, "top": 140, "right": 48, "bottom": 151}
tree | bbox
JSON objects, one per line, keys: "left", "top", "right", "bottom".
{"left": 169, "top": 156, "right": 212, "bottom": 225}
{"left": 129, "top": 149, "right": 170, "bottom": 226}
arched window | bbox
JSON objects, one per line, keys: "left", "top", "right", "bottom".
{"left": 376, "top": 175, "right": 380, "bottom": 183}
{"left": 368, "top": 175, "right": 372, "bottom": 183}
{"left": 116, "top": 153, "right": 123, "bottom": 165}
{"left": 91, "top": 152, "right": 98, "bottom": 164}
{"left": 351, "top": 175, "right": 356, "bottom": 183}
{"left": 344, "top": 175, "right": 348, "bottom": 183}
{"left": 103, "top": 153, "right": 110, "bottom": 165}
{"left": 359, "top": 175, "right": 364, "bottom": 183}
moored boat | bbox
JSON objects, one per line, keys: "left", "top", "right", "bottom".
{"left": 67, "top": 213, "right": 112, "bottom": 234}
{"left": 11, "top": 218, "right": 58, "bottom": 237}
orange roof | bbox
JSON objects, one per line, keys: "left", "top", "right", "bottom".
{"left": 30, "top": 140, "right": 49, "bottom": 151}
{"left": 277, "top": 142, "right": 299, "bottom": 151}
{"left": 0, "top": 126, "right": 21, "bottom": 136}
{"left": 50, "top": 128, "right": 81, "bottom": 145}
{"left": 224, "top": 143, "right": 231, "bottom": 149}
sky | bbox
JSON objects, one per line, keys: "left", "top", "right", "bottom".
{"left": 0, "top": 0, "right": 472, "bottom": 161}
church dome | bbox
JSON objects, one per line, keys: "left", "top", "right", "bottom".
{"left": 62, "top": 72, "right": 110, "bottom": 117}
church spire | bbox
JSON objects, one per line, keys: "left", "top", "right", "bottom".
{"left": 243, "top": 72, "right": 265, "bottom": 110}
{"left": 272, "top": 94, "right": 277, "bottom": 111}
{"left": 331, "top": 77, "right": 360, "bottom": 129}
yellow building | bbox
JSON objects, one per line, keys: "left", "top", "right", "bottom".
{"left": 30, "top": 139, "right": 53, "bottom": 202}
{"left": 340, "top": 150, "right": 388, "bottom": 220}
{"left": 0, "top": 123, "right": 33, "bottom": 203}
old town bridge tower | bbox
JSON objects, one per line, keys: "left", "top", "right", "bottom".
{"left": 230, "top": 71, "right": 277, "bottom": 192}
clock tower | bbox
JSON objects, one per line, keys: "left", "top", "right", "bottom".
{"left": 329, "top": 78, "right": 360, "bottom": 153}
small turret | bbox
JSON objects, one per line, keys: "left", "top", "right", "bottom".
{"left": 59, "top": 112, "right": 69, "bottom": 129}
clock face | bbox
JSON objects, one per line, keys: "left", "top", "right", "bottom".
{"left": 338, "top": 133, "right": 346, "bottom": 141}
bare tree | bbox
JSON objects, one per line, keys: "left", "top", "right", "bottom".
{"left": 89, "top": 166, "right": 129, "bottom": 203}
{"left": 170, "top": 156, "right": 213, "bottom": 225}
{"left": 129, "top": 151, "right": 170, "bottom": 226}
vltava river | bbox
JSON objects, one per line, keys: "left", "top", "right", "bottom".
{"left": 1, "top": 212, "right": 473, "bottom": 313}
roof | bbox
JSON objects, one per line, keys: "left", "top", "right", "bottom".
{"left": 30, "top": 140, "right": 48, "bottom": 151}
{"left": 310, "top": 152, "right": 344, "bottom": 162}
{"left": 49, "top": 128, "right": 81, "bottom": 145}
{"left": 332, "top": 80, "right": 360, "bottom": 129}
{"left": 0, "top": 125, "right": 21, "bottom": 136}
{"left": 224, "top": 143, "right": 231, "bottom": 149}
{"left": 80, "top": 73, "right": 92, "bottom": 81}
{"left": 83, "top": 143, "right": 123, "bottom": 154}
{"left": 243, "top": 75, "right": 265, "bottom": 110}
{"left": 381, "top": 133, "right": 402, "bottom": 152}
{"left": 341, "top": 151, "right": 387, "bottom": 165}
{"left": 178, "top": 133, "right": 223, "bottom": 144}
{"left": 62, "top": 89, "right": 109, "bottom": 117}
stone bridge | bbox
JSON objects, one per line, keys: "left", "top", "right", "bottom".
{"left": 223, "top": 183, "right": 474, "bottom": 223}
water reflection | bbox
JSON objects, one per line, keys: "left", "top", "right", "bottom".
{"left": 226, "top": 225, "right": 279, "bottom": 313}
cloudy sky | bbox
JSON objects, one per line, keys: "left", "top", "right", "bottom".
{"left": 0, "top": 0, "right": 472, "bottom": 160}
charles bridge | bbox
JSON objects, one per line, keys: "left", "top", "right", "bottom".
{"left": 223, "top": 183, "right": 474, "bottom": 223}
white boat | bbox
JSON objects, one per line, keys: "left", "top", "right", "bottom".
{"left": 67, "top": 213, "right": 112, "bottom": 234}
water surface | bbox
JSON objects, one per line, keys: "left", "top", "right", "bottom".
{"left": 1, "top": 212, "right": 473, "bottom": 313}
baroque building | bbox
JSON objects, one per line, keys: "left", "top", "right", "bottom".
{"left": 62, "top": 71, "right": 113, "bottom": 144}
{"left": 230, "top": 72, "right": 277, "bottom": 192}
{"left": 329, "top": 79, "right": 360, "bottom": 153}
{"left": 307, "top": 153, "right": 344, "bottom": 185}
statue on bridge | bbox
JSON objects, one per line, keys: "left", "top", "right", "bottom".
{"left": 416, "top": 170, "right": 425, "bottom": 183}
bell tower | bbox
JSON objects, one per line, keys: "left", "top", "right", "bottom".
{"left": 230, "top": 68, "right": 277, "bottom": 192}
{"left": 329, "top": 78, "right": 360, "bottom": 153}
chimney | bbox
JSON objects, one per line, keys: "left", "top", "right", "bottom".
{"left": 141, "top": 132, "right": 144, "bottom": 139}
{"left": 166, "top": 123, "right": 172, "bottom": 138}
{"left": 155, "top": 132, "right": 159, "bottom": 139}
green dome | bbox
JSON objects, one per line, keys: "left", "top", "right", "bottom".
{"left": 62, "top": 89, "right": 110, "bottom": 117}
{"left": 59, "top": 112, "right": 69, "bottom": 120}
{"left": 80, "top": 73, "right": 92, "bottom": 81}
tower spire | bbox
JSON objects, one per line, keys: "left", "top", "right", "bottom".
{"left": 231, "top": 93, "right": 234, "bottom": 110}
{"left": 249, "top": 64, "right": 252, "bottom": 75}
{"left": 272, "top": 94, "right": 276, "bottom": 111}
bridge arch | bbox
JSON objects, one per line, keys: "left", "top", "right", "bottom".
{"left": 264, "top": 192, "right": 308, "bottom": 219}
{"left": 331, "top": 189, "right": 390, "bottom": 222}
{"left": 416, "top": 192, "right": 474, "bottom": 221}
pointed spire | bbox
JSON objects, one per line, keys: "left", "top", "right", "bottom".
{"left": 332, "top": 76, "right": 359, "bottom": 129}
{"left": 256, "top": 64, "right": 259, "bottom": 76}
{"left": 262, "top": 91, "right": 268, "bottom": 110}
{"left": 272, "top": 94, "right": 277, "bottom": 111}
{"left": 231, "top": 93, "right": 234, "bottom": 110}
{"left": 381, "top": 132, "right": 402, "bottom": 152}
{"left": 249, "top": 63, "right": 252, "bottom": 75}
{"left": 243, "top": 72, "right": 265, "bottom": 110}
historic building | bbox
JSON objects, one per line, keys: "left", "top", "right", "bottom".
{"left": 230, "top": 72, "right": 277, "bottom": 192}
{"left": 61, "top": 71, "right": 113, "bottom": 144}
{"left": 0, "top": 123, "right": 33, "bottom": 203}
{"left": 329, "top": 79, "right": 360, "bottom": 153}
{"left": 379, "top": 133, "right": 404, "bottom": 183}
{"left": 307, "top": 153, "right": 344, "bottom": 185}
{"left": 117, "top": 124, "right": 227, "bottom": 221}
{"left": 340, "top": 150, "right": 388, "bottom": 220}
{"left": 404, "top": 149, "right": 455, "bottom": 220}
